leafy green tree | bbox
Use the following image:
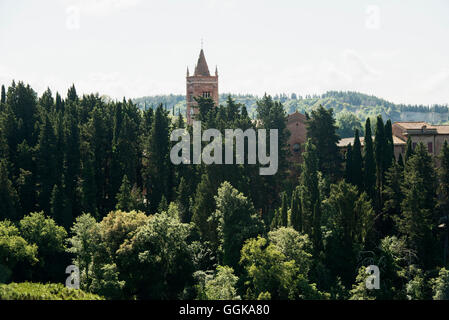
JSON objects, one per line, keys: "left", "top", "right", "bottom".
{"left": 66, "top": 213, "right": 100, "bottom": 291}
{"left": 117, "top": 211, "right": 194, "bottom": 299}
{"left": 19, "top": 211, "right": 68, "bottom": 282}
{"left": 0, "top": 220, "right": 38, "bottom": 283}
{"left": 240, "top": 236, "right": 327, "bottom": 300}
{"left": 211, "top": 181, "right": 263, "bottom": 270}
{"left": 406, "top": 267, "right": 428, "bottom": 300}
{"left": 432, "top": 268, "right": 449, "bottom": 300}
{"left": 202, "top": 265, "right": 240, "bottom": 300}
{"left": 268, "top": 227, "right": 313, "bottom": 275}
{"left": 336, "top": 112, "right": 363, "bottom": 139}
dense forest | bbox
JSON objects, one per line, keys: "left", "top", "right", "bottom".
{"left": 1, "top": 81, "right": 449, "bottom": 300}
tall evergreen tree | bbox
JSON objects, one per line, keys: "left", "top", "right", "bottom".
{"left": 374, "top": 115, "right": 386, "bottom": 212}
{"left": 50, "top": 181, "right": 72, "bottom": 229}
{"left": 1, "top": 85, "right": 6, "bottom": 106}
{"left": 143, "top": 104, "right": 172, "bottom": 213}
{"left": 351, "top": 129, "right": 363, "bottom": 189}
{"left": 344, "top": 144, "right": 353, "bottom": 184}
{"left": 116, "top": 175, "right": 132, "bottom": 211}
{"left": 405, "top": 136, "right": 414, "bottom": 163}
{"left": 438, "top": 141, "right": 449, "bottom": 265}
{"left": 191, "top": 174, "right": 216, "bottom": 242}
{"left": 299, "top": 139, "right": 322, "bottom": 251}
{"left": 384, "top": 120, "right": 394, "bottom": 170}
{"left": 306, "top": 105, "right": 341, "bottom": 181}
{"left": 289, "top": 189, "right": 302, "bottom": 232}
{"left": 399, "top": 143, "right": 438, "bottom": 269}
{"left": 363, "top": 118, "right": 376, "bottom": 202}
{"left": 0, "top": 160, "right": 20, "bottom": 220}
{"left": 37, "top": 115, "right": 57, "bottom": 213}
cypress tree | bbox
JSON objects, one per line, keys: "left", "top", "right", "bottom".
{"left": 67, "top": 84, "right": 78, "bottom": 103}
{"left": 176, "top": 177, "right": 191, "bottom": 223}
{"left": 382, "top": 162, "right": 404, "bottom": 236}
{"left": 80, "top": 154, "right": 98, "bottom": 218}
{"left": 306, "top": 105, "right": 341, "bottom": 181}
{"left": 438, "top": 141, "right": 449, "bottom": 265}
{"left": 1, "top": 85, "right": 5, "bottom": 105}
{"left": 344, "top": 144, "right": 353, "bottom": 184}
{"left": 374, "top": 116, "right": 386, "bottom": 212}
{"left": 37, "top": 114, "right": 57, "bottom": 213}
{"left": 0, "top": 160, "right": 20, "bottom": 221}
{"left": 312, "top": 200, "right": 323, "bottom": 254}
{"left": 116, "top": 175, "right": 132, "bottom": 211}
{"left": 299, "top": 139, "right": 320, "bottom": 236}
{"left": 405, "top": 136, "right": 414, "bottom": 163}
{"left": 384, "top": 120, "right": 394, "bottom": 169}
{"left": 363, "top": 118, "right": 376, "bottom": 201}
{"left": 289, "top": 189, "right": 302, "bottom": 232}
{"left": 397, "top": 153, "right": 404, "bottom": 168}
{"left": 399, "top": 143, "right": 438, "bottom": 269}
{"left": 280, "top": 192, "right": 288, "bottom": 227}
{"left": 143, "top": 104, "right": 172, "bottom": 213}
{"left": 351, "top": 129, "right": 363, "bottom": 189}
{"left": 50, "top": 182, "right": 72, "bottom": 229}
{"left": 192, "top": 174, "right": 216, "bottom": 241}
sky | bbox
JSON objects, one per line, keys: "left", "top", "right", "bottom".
{"left": 0, "top": 0, "right": 448, "bottom": 105}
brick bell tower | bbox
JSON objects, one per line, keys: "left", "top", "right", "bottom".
{"left": 186, "top": 49, "right": 219, "bottom": 124}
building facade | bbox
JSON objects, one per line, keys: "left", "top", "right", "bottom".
{"left": 286, "top": 111, "right": 308, "bottom": 162}
{"left": 186, "top": 49, "right": 219, "bottom": 124}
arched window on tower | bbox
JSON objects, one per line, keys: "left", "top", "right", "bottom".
{"left": 293, "top": 143, "right": 301, "bottom": 153}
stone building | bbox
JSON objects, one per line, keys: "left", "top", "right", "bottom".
{"left": 337, "top": 121, "right": 449, "bottom": 162}
{"left": 186, "top": 49, "right": 219, "bottom": 124}
{"left": 392, "top": 121, "right": 449, "bottom": 157}
{"left": 337, "top": 135, "right": 407, "bottom": 160}
{"left": 286, "top": 111, "right": 308, "bottom": 162}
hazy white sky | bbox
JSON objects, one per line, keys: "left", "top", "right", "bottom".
{"left": 0, "top": 0, "right": 448, "bottom": 105}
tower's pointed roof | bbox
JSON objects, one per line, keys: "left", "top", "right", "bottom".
{"left": 194, "top": 49, "right": 210, "bottom": 76}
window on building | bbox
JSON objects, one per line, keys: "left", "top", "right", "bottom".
{"left": 428, "top": 142, "right": 433, "bottom": 153}
{"left": 293, "top": 143, "right": 301, "bottom": 153}
{"left": 189, "top": 94, "right": 193, "bottom": 102}
{"left": 202, "top": 92, "right": 211, "bottom": 98}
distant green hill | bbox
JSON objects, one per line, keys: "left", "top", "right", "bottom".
{"left": 133, "top": 91, "right": 449, "bottom": 124}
